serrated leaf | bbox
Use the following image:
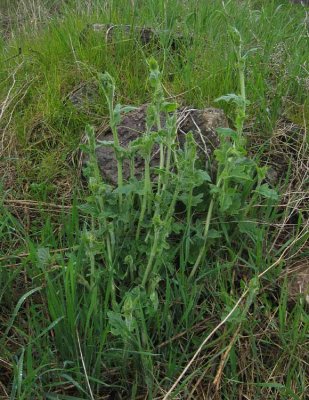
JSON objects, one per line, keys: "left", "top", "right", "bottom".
{"left": 221, "top": 304, "right": 244, "bottom": 323}
{"left": 161, "top": 101, "right": 178, "bottom": 113}
{"left": 215, "top": 93, "right": 245, "bottom": 106}
{"left": 256, "top": 166, "right": 268, "bottom": 181}
{"left": 216, "top": 127, "right": 238, "bottom": 140}
{"left": 37, "top": 247, "right": 50, "bottom": 267}
{"left": 78, "top": 203, "right": 98, "bottom": 215}
{"left": 210, "top": 184, "right": 220, "bottom": 195}
{"left": 243, "top": 47, "right": 258, "bottom": 59}
{"left": 196, "top": 169, "right": 212, "bottom": 183}
{"left": 191, "top": 193, "right": 204, "bottom": 206}
{"left": 120, "top": 105, "right": 138, "bottom": 114}
{"left": 254, "top": 184, "right": 279, "bottom": 200}
{"left": 238, "top": 220, "right": 259, "bottom": 241}
{"left": 97, "top": 140, "right": 115, "bottom": 147}
{"left": 79, "top": 144, "right": 90, "bottom": 153}
{"left": 107, "top": 311, "right": 127, "bottom": 337}
{"left": 113, "top": 181, "right": 144, "bottom": 195}
{"left": 150, "top": 291, "right": 159, "bottom": 312}
{"left": 171, "top": 221, "right": 185, "bottom": 234}
{"left": 208, "top": 229, "right": 222, "bottom": 239}
{"left": 229, "top": 169, "right": 252, "bottom": 181}
{"left": 220, "top": 194, "right": 233, "bottom": 212}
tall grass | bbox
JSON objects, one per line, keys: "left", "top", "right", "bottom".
{"left": 0, "top": 0, "right": 308, "bottom": 399}
{"left": 0, "top": 0, "right": 308, "bottom": 195}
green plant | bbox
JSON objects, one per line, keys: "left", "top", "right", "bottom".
{"left": 1, "top": 1, "right": 308, "bottom": 399}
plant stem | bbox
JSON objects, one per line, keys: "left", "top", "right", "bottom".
{"left": 142, "top": 230, "right": 159, "bottom": 287}
{"left": 136, "top": 155, "right": 151, "bottom": 240}
{"left": 189, "top": 197, "right": 214, "bottom": 280}
{"left": 184, "top": 186, "right": 193, "bottom": 263}
{"left": 156, "top": 111, "right": 164, "bottom": 194}
{"left": 109, "top": 98, "right": 123, "bottom": 208}
{"left": 189, "top": 176, "right": 222, "bottom": 280}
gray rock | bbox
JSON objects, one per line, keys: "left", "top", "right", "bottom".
{"left": 290, "top": 0, "right": 309, "bottom": 4}
{"left": 84, "top": 105, "right": 228, "bottom": 185}
{"left": 283, "top": 260, "right": 309, "bottom": 305}
{"left": 79, "top": 23, "right": 192, "bottom": 50}
{"left": 66, "top": 79, "right": 100, "bottom": 112}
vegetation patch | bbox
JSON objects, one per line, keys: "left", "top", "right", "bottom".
{"left": 0, "top": 1, "right": 308, "bottom": 399}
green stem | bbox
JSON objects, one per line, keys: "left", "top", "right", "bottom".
{"left": 189, "top": 176, "right": 222, "bottom": 280}
{"left": 237, "top": 45, "right": 246, "bottom": 137}
{"left": 162, "top": 125, "right": 176, "bottom": 192}
{"left": 239, "top": 61, "right": 246, "bottom": 104}
{"left": 142, "top": 183, "right": 179, "bottom": 287}
{"left": 136, "top": 155, "right": 151, "bottom": 240}
{"left": 105, "top": 234, "right": 117, "bottom": 310}
{"left": 116, "top": 158, "right": 123, "bottom": 207}
{"left": 110, "top": 100, "right": 123, "bottom": 207}
{"left": 156, "top": 110, "right": 165, "bottom": 194}
{"left": 142, "top": 230, "right": 160, "bottom": 287}
{"left": 184, "top": 186, "right": 193, "bottom": 264}
{"left": 189, "top": 197, "right": 214, "bottom": 280}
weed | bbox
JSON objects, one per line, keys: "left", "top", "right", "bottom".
{"left": 0, "top": 1, "right": 308, "bottom": 399}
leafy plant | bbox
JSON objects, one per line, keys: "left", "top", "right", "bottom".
{"left": 1, "top": 2, "right": 307, "bottom": 398}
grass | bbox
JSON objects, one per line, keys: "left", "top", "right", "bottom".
{"left": 0, "top": 0, "right": 308, "bottom": 399}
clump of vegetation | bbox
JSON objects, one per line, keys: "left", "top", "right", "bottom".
{"left": 0, "top": 1, "right": 308, "bottom": 399}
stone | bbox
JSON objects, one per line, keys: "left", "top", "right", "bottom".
{"left": 66, "top": 79, "right": 100, "bottom": 112}
{"left": 79, "top": 23, "right": 192, "bottom": 50}
{"left": 284, "top": 260, "right": 309, "bottom": 305}
{"left": 84, "top": 105, "right": 228, "bottom": 185}
{"left": 289, "top": 0, "right": 309, "bottom": 4}
{"left": 261, "top": 119, "right": 308, "bottom": 186}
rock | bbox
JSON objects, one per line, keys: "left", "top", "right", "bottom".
{"left": 83, "top": 105, "right": 228, "bottom": 185}
{"left": 66, "top": 79, "right": 100, "bottom": 112}
{"left": 290, "top": 0, "right": 309, "bottom": 4}
{"left": 79, "top": 23, "right": 192, "bottom": 50}
{"left": 284, "top": 260, "right": 309, "bottom": 305}
{"left": 260, "top": 119, "right": 308, "bottom": 186}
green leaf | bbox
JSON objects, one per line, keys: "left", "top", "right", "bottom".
{"left": 37, "top": 247, "right": 51, "bottom": 267}
{"left": 178, "top": 192, "right": 203, "bottom": 207}
{"left": 97, "top": 140, "right": 114, "bottom": 147}
{"left": 108, "top": 311, "right": 129, "bottom": 337}
{"left": 113, "top": 180, "right": 144, "bottom": 195}
{"left": 214, "top": 147, "right": 228, "bottom": 163}
{"left": 220, "top": 194, "right": 233, "bottom": 212}
{"left": 209, "top": 184, "right": 220, "bottom": 195}
{"left": 256, "top": 166, "right": 268, "bottom": 181}
{"left": 208, "top": 229, "right": 222, "bottom": 239}
{"left": 120, "top": 105, "right": 138, "bottom": 114}
{"left": 228, "top": 166, "right": 252, "bottom": 181}
{"left": 255, "top": 383, "right": 285, "bottom": 389}
{"left": 79, "top": 144, "right": 90, "bottom": 153}
{"left": 215, "top": 93, "right": 246, "bottom": 107}
{"left": 171, "top": 221, "right": 184, "bottom": 234}
{"left": 243, "top": 47, "right": 258, "bottom": 59}
{"left": 254, "top": 184, "right": 279, "bottom": 200}
{"left": 161, "top": 101, "right": 178, "bottom": 113}
{"left": 238, "top": 220, "right": 259, "bottom": 241}
{"left": 221, "top": 304, "right": 244, "bottom": 323}
{"left": 4, "top": 287, "right": 42, "bottom": 337}
{"left": 192, "top": 169, "right": 211, "bottom": 186}
{"left": 46, "top": 395, "right": 88, "bottom": 400}
{"left": 78, "top": 203, "right": 98, "bottom": 215}
{"left": 216, "top": 127, "right": 238, "bottom": 140}
{"left": 148, "top": 57, "right": 159, "bottom": 72}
